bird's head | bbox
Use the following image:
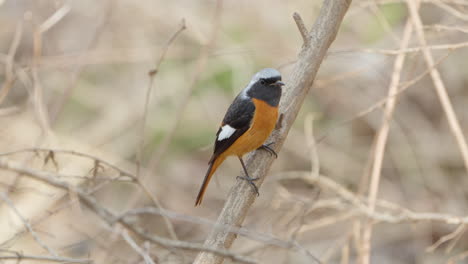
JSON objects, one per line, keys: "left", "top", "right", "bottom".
{"left": 251, "top": 68, "right": 285, "bottom": 87}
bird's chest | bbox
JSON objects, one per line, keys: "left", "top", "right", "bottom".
{"left": 228, "top": 99, "right": 278, "bottom": 155}
{"left": 249, "top": 98, "right": 278, "bottom": 138}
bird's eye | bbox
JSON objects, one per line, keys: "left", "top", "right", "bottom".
{"left": 260, "top": 79, "right": 266, "bottom": 85}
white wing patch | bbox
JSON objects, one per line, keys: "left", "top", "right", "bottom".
{"left": 217, "top": 125, "right": 236, "bottom": 141}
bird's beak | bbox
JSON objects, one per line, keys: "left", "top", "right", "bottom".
{"left": 273, "top": 81, "right": 285, "bottom": 87}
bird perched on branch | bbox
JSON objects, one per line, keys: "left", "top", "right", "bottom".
{"left": 195, "top": 68, "right": 284, "bottom": 206}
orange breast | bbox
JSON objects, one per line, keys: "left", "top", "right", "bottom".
{"left": 224, "top": 98, "right": 278, "bottom": 157}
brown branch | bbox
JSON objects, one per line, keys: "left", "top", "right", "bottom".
{"left": 49, "top": 0, "right": 113, "bottom": 123}
{"left": 279, "top": 171, "right": 468, "bottom": 226}
{"left": 147, "top": 0, "right": 222, "bottom": 172}
{"left": 193, "top": 0, "right": 352, "bottom": 263}
{"left": 0, "top": 148, "right": 135, "bottom": 179}
{"left": 0, "top": 158, "right": 257, "bottom": 264}
{"left": 332, "top": 41, "right": 468, "bottom": 55}
{"left": 407, "top": 0, "right": 468, "bottom": 176}
{"left": 32, "top": 1, "right": 71, "bottom": 134}
{"left": 0, "top": 250, "right": 91, "bottom": 263}
{"left": 0, "top": 193, "right": 58, "bottom": 256}
{"left": 0, "top": 21, "right": 22, "bottom": 105}
{"left": 136, "top": 19, "right": 186, "bottom": 241}
{"left": 293, "top": 12, "right": 309, "bottom": 46}
{"left": 360, "top": 11, "right": 416, "bottom": 264}
{"left": 121, "top": 230, "right": 156, "bottom": 264}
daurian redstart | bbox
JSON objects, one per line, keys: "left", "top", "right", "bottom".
{"left": 195, "top": 68, "right": 284, "bottom": 206}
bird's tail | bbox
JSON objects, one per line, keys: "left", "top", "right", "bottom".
{"left": 195, "top": 156, "right": 225, "bottom": 206}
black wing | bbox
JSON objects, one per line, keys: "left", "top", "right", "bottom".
{"left": 210, "top": 95, "right": 255, "bottom": 162}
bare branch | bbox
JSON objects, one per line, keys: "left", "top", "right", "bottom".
{"left": 194, "top": 0, "right": 351, "bottom": 263}
{"left": 361, "top": 11, "right": 416, "bottom": 264}
{"left": 136, "top": 19, "right": 186, "bottom": 241}
{"left": 0, "top": 193, "right": 58, "bottom": 256}
{"left": 0, "top": 250, "right": 90, "bottom": 263}
{"left": 147, "top": 0, "right": 222, "bottom": 172}
{"left": 407, "top": 0, "right": 468, "bottom": 176}
{"left": 0, "top": 158, "right": 257, "bottom": 264}
{"left": 121, "top": 230, "right": 156, "bottom": 264}
{"left": 293, "top": 12, "right": 309, "bottom": 46}
{"left": 0, "top": 22, "right": 22, "bottom": 105}
{"left": 279, "top": 171, "right": 468, "bottom": 226}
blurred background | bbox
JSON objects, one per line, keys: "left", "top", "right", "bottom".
{"left": 1, "top": 0, "right": 468, "bottom": 263}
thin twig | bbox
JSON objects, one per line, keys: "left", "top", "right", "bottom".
{"left": 293, "top": 12, "right": 310, "bottom": 46}
{"left": 50, "top": 0, "right": 113, "bottom": 123}
{"left": 0, "top": 148, "right": 135, "bottom": 179}
{"left": 0, "top": 158, "right": 257, "bottom": 264}
{"left": 426, "top": 224, "right": 466, "bottom": 252}
{"left": 135, "top": 19, "right": 186, "bottom": 241}
{"left": 0, "top": 254, "right": 91, "bottom": 263}
{"left": 32, "top": 1, "right": 71, "bottom": 134}
{"left": 332, "top": 41, "right": 468, "bottom": 55}
{"left": 407, "top": 0, "right": 468, "bottom": 176}
{"left": 278, "top": 171, "right": 468, "bottom": 225}
{"left": 137, "top": 19, "right": 186, "bottom": 176}
{"left": 0, "top": 193, "right": 58, "bottom": 257}
{"left": 0, "top": 249, "right": 93, "bottom": 263}
{"left": 147, "top": 0, "right": 222, "bottom": 173}
{"left": 361, "top": 13, "right": 415, "bottom": 264}
{"left": 0, "top": 22, "right": 22, "bottom": 105}
{"left": 315, "top": 51, "right": 451, "bottom": 144}
{"left": 120, "top": 207, "right": 317, "bottom": 259}
{"left": 121, "top": 230, "right": 156, "bottom": 264}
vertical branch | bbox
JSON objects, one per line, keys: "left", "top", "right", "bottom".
{"left": 194, "top": 0, "right": 352, "bottom": 263}
{"left": 147, "top": 0, "right": 223, "bottom": 173}
{"left": 135, "top": 20, "right": 186, "bottom": 241}
{"left": 32, "top": 2, "right": 71, "bottom": 134}
{"left": 360, "top": 13, "right": 415, "bottom": 264}
{"left": 49, "top": 0, "right": 113, "bottom": 124}
{"left": 0, "top": 193, "right": 58, "bottom": 257}
{"left": 406, "top": 0, "right": 468, "bottom": 176}
{"left": 0, "top": 22, "right": 22, "bottom": 105}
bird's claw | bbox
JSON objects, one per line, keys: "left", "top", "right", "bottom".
{"left": 258, "top": 143, "right": 278, "bottom": 158}
{"left": 236, "top": 175, "right": 260, "bottom": 196}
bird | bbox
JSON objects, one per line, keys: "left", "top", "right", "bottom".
{"left": 195, "top": 68, "right": 284, "bottom": 206}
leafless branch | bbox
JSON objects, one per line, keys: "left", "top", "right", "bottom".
{"left": 194, "top": 0, "right": 352, "bottom": 263}
{"left": 361, "top": 11, "right": 416, "bottom": 264}
{"left": 121, "top": 230, "right": 156, "bottom": 264}
{"left": 0, "top": 22, "right": 22, "bottom": 105}
{"left": 407, "top": 0, "right": 468, "bottom": 176}
{"left": 332, "top": 41, "right": 468, "bottom": 55}
{"left": 0, "top": 158, "right": 257, "bottom": 264}
{"left": 135, "top": 19, "right": 186, "bottom": 241}
{"left": 147, "top": 0, "right": 223, "bottom": 173}
{"left": 32, "top": 0, "right": 71, "bottom": 134}
{"left": 0, "top": 192, "right": 58, "bottom": 256}
{"left": 0, "top": 250, "right": 91, "bottom": 263}
{"left": 278, "top": 171, "right": 468, "bottom": 226}
{"left": 293, "top": 12, "right": 309, "bottom": 46}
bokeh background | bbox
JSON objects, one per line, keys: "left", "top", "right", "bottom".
{"left": 1, "top": 0, "right": 468, "bottom": 263}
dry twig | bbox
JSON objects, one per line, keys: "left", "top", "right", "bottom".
{"left": 0, "top": 158, "right": 257, "bottom": 264}
{"left": 0, "top": 193, "right": 58, "bottom": 257}
{"left": 407, "top": 0, "right": 468, "bottom": 176}
{"left": 360, "top": 11, "right": 416, "bottom": 264}
{"left": 0, "top": 253, "right": 91, "bottom": 264}
{"left": 135, "top": 19, "right": 186, "bottom": 241}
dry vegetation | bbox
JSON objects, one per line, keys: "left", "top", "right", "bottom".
{"left": 1, "top": 0, "right": 468, "bottom": 263}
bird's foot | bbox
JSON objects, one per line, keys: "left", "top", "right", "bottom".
{"left": 236, "top": 175, "right": 260, "bottom": 196}
{"left": 258, "top": 142, "right": 278, "bottom": 158}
